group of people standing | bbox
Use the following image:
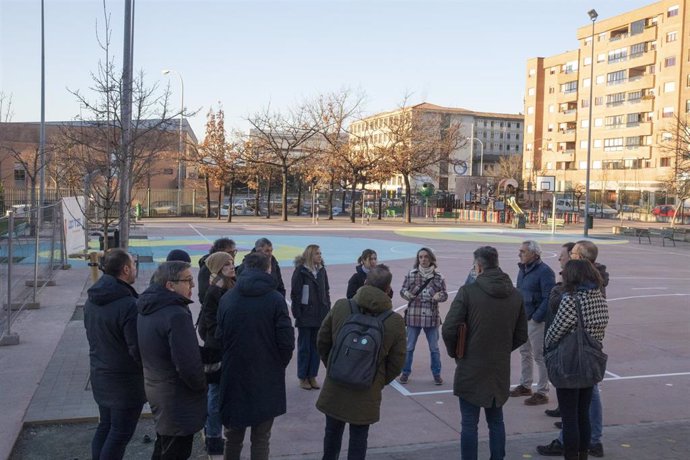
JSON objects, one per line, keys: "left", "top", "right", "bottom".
{"left": 83, "top": 235, "right": 608, "bottom": 460}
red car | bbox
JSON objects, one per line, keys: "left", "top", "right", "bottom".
{"left": 652, "top": 205, "right": 676, "bottom": 217}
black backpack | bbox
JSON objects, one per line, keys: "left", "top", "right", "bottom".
{"left": 327, "top": 299, "right": 393, "bottom": 390}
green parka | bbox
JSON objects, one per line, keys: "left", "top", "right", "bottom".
{"left": 316, "top": 285, "right": 406, "bottom": 425}
{"left": 442, "top": 267, "right": 528, "bottom": 408}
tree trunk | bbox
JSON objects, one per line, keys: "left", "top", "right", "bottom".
{"left": 404, "top": 175, "right": 412, "bottom": 223}
{"left": 266, "top": 176, "right": 272, "bottom": 219}
{"left": 296, "top": 180, "right": 302, "bottom": 217}
{"left": 378, "top": 184, "right": 384, "bottom": 220}
{"left": 281, "top": 168, "right": 288, "bottom": 222}
{"left": 349, "top": 181, "right": 357, "bottom": 223}
{"left": 204, "top": 175, "right": 211, "bottom": 218}
{"left": 327, "top": 179, "right": 334, "bottom": 220}
{"left": 254, "top": 176, "right": 261, "bottom": 217}
{"left": 217, "top": 187, "right": 222, "bottom": 220}
{"left": 226, "top": 177, "right": 234, "bottom": 223}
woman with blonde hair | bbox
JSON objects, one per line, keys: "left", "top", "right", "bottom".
{"left": 197, "top": 251, "right": 235, "bottom": 455}
{"left": 290, "top": 244, "right": 331, "bottom": 390}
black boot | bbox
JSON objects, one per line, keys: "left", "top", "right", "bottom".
{"left": 578, "top": 451, "right": 589, "bottom": 460}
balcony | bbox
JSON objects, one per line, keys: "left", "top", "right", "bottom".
{"left": 558, "top": 72, "right": 579, "bottom": 84}
{"left": 626, "top": 74, "right": 655, "bottom": 92}
{"left": 627, "top": 49, "right": 656, "bottom": 67}
{"left": 624, "top": 122, "right": 653, "bottom": 137}
{"left": 606, "top": 25, "right": 656, "bottom": 49}
{"left": 558, "top": 129, "right": 576, "bottom": 142}
{"left": 557, "top": 109, "right": 577, "bottom": 122}
{"left": 627, "top": 96, "right": 654, "bottom": 112}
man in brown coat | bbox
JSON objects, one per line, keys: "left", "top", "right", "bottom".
{"left": 316, "top": 264, "right": 406, "bottom": 460}
{"left": 442, "top": 246, "right": 528, "bottom": 460}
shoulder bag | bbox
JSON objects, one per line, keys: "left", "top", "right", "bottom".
{"left": 544, "top": 295, "right": 607, "bottom": 389}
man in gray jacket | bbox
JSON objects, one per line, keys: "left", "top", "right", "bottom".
{"left": 443, "top": 246, "right": 528, "bottom": 460}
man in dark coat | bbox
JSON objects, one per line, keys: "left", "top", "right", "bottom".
{"left": 442, "top": 246, "right": 527, "bottom": 460}
{"left": 316, "top": 264, "right": 406, "bottom": 460}
{"left": 84, "top": 248, "right": 145, "bottom": 460}
{"left": 197, "top": 237, "right": 236, "bottom": 303}
{"left": 216, "top": 252, "right": 294, "bottom": 460}
{"left": 138, "top": 261, "right": 206, "bottom": 460}
{"left": 511, "top": 240, "right": 555, "bottom": 406}
{"left": 235, "top": 237, "right": 286, "bottom": 297}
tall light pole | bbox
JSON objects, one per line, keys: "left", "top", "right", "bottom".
{"left": 584, "top": 9, "right": 598, "bottom": 236}
{"left": 467, "top": 136, "right": 485, "bottom": 176}
{"left": 162, "top": 69, "right": 184, "bottom": 216}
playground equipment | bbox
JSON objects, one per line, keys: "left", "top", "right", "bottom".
{"left": 507, "top": 196, "right": 526, "bottom": 228}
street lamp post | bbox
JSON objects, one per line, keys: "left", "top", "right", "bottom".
{"left": 468, "top": 137, "right": 485, "bottom": 176}
{"left": 584, "top": 9, "right": 598, "bottom": 236}
{"left": 162, "top": 69, "right": 184, "bottom": 216}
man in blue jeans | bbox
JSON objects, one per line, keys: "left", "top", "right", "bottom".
{"left": 442, "top": 246, "right": 528, "bottom": 460}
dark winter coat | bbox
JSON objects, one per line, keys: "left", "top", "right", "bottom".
{"left": 137, "top": 284, "right": 206, "bottom": 436}
{"left": 290, "top": 264, "right": 331, "bottom": 328}
{"left": 197, "top": 253, "right": 212, "bottom": 303}
{"left": 84, "top": 274, "right": 146, "bottom": 409}
{"left": 236, "top": 250, "right": 286, "bottom": 297}
{"left": 546, "top": 262, "right": 609, "bottom": 328}
{"left": 517, "top": 258, "right": 556, "bottom": 323}
{"left": 442, "top": 268, "right": 528, "bottom": 408}
{"left": 346, "top": 265, "right": 367, "bottom": 299}
{"left": 216, "top": 268, "right": 294, "bottom": 428}
{"left": 316, "top": 286, "right": 406, "bottom": 425}
{"left": 198, "top": 284, "right": 228, "bottom": 351}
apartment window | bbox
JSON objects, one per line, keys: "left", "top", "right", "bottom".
{"left": 606, "top": 92, "right": 626, "bottom": 107}
{"left": 548, "top": 87, "right": 555, "bottom": 94}
{"left": 584, "top": 56, "right": 592, "bottom": 66}
{"left": 548, "top": 124, "right": 555, "bottom": 132}
{"left": 500, "top": 122, "right": 504, "bottom": 127}
{"left": 605, "top": 115, "right": 624, "bottom": 128}
{"left": 516, "top": 133, "right": 520, "bottom": 140}
{"left": 665, "top": 56, "right": 677, "bottom": 67}
{"left": 664, "top": 81, "right": 676, "bottom": 93}
{"left": 607, "top": 70, "right": 626, "bottom": 85}
{"left": 491, "top": 121, "right": 495, "bottom": 127}
{"left": 594, "top": 118, "right": 604, "bottom": 127}
{"left": 668, "top": 6, "right": 679, "bottom": 17}
{"left": 525, "top": 161, "right": 533, "bottom": 169}
{"left": 506, "top": 133, "right": 511, "bottom": 139}
{"left": 608, "top": 48, "right": 627, "bottom": 63}
{"left": 580, "top": 140, "right": 588, "bottom": 149}
{"left": 527, "top": 125, "right": 534, "bottom": 133}
{"left": 507, "top": 122, "right": 512, "bottom": 128}
{"left": 483, "top": 121, "right": 487, "bottom": 127}
{"left": 583, "top": 78, "right": 591, "bottom": 88}
{"left": 604, "top": 137, "right": 624, "bottom": 151}
{"left": 580, "top": 161, "right": 588, "bottom": 170}
{"left": 581, "top": 119, "right": 589, "bottom": 128}
{"left": 660, "top": 157, "right": 671, "bottom": 167}
{"left": 628, "top": 90, "right": 642, "bottom": 102}
{"left": 593, "top": 160, "right": 602, "bottom": 169}
{"left": 581, "top": 99, "right": 589, "bottom": 108}
{"left": 561, "top": 81, "right": 578, "bottom": 93}
{"left": 546, "top": 162, "right": 553, "bottom": 170}
{"left": 13, "top": 165, "right": 26, "bottom": 181}
{"left": 595, "top": 96, "right": 604, "bottom": 106}
{"left": 663, "top": 107, "right": 674, "bottom": 118}
{"left": 527, "top": 106, "right": 535, "bottom": 114}
{"left": 630, "top": 19, "right": 646, "bottom": 36}
{"left": 529, "top": 68, "right": 536, "bottom": 77}
{"left": 667, "top": 31, "right": 678, "bottom": 42}
{"left": 686, "top": 100, "right": 690, "bottom": 113}
{"left": 596, "top": 75, "right": 605, "bottom": 85}
{"left": 630, "top": 42, "right": 647, "bottom": 58}
{"left": 516, "top": 123, "right": 520, "bottom": 128}
{"left": 627, "top": 113, "right": 641, "bottom": 126}
{"left": 528, "top": 87, "right": 535, "bottom": 96}
{"left": 593, "top": 139, "right": 602, "bottom": 148}
{"left": 626, "top": 136, "right": 642, "bottom": 147}
{"left": 662, "top": 132, "right": 673, "bottom": 142}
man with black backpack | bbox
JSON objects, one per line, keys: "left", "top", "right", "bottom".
{"left": 316, "top": 264, "right": 406, "bottom": 460}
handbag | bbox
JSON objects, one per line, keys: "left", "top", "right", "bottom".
{"left": 544, "top": 296, "right": 607, "bottom": 389}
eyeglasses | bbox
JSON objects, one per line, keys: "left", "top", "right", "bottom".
{"left": 171, "top": 278, "right": 194, "bottom": 285}
{"left": 228, "top": 249, "right": 238, "bottom": 256}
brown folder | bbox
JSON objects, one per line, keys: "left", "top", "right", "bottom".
{"left": 456, "top": 322, "right": 467, "bottom": 358}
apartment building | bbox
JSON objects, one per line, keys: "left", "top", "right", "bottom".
{"left": 350, "top": 103, "right": 523, "bottom": 195}
{"left": 524, "top": 0, "right": 688, "bottom": 208}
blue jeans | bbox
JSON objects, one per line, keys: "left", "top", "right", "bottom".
{"left": 205, "top": 382, "right": 222, "bottom": 438}
{"left": 559, "top": 383, "right": 602, "bottom": 444}
{"left": 297, "top": 327, "right": 320, "bottom": 379}
{"left": 459, "top": 398, "right": 505, "bottom": 460}
{"left": 402, "top": 326, "right": 441, "bottom": 376}
{"left": 322, "top": 415, "right": 370, "bottom": 460}
{"left": 92, "top": 404, "right": 142, "bottom": 460}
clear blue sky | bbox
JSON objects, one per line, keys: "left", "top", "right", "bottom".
{"left": 2, "top": 0, "right": 655, "bottom": 139}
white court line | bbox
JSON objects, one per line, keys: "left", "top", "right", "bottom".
{"left": 605, "top": 370, "right": 621, "bottom": 378}
{"left": 631, "top": 287, "right": 668, "bottom": 290}
{"left": 607, "top": 293, "right": 690, "bottom": 302}
{"left": 391, "top": 371, "right": 690, "bottom": 397}
{"left": 187, "top": 224, "right": 212, "bottom": 242}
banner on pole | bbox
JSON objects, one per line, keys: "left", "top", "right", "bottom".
{"left": 61, "top": 196, "right": 86, "bottom": 254}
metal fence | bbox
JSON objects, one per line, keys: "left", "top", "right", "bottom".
{"left": 0, "top": 202, "right": 65, "bottom": 345}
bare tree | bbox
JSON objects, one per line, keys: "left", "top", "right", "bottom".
{"left": 244, "top": 103, "right": 320, "bottom": 221}
{"left": 660, "top": 115, "right": 690, "bottom": 226}
{"left": 484, "top": 154, "right": 523, "bottom": 186}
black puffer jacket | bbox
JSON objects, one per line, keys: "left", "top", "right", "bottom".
{"left": 197, "top": 253, "right": 212, "bottom": 303}
{"left": 236, "top": 250, "right": 286, "bottom": 297}
{"left": 346, "top": 265, "right": 367, "bottom": 299}
{"left": 84, "top": 274, "right": 146, "bottom": 409}
{"left": 290, "top": 264, "right": 331, "bottom": 328}
{"left": 137, "top": 284, "right": 206, "bottom": 436}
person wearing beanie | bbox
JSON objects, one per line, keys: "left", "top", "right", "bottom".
{"left": 197, "top": 251, "right": 235, "bottom": 456}
{"left": 166, "top": 249, "right": 192, "bottom": 263}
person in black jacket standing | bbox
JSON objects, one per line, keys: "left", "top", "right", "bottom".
{"left": 345, "top": 249, "right": 377, "bottom": 299}
{"left": 236, "top": 238, "right": 286, "bottom": 297}
{"left": 290, "top": 244, "right": 331, "bottom": 390}
{"left": 138, "top": 261, "right": 207, "bottom": 460}
{"left": 216, "top": 253, "right": 294, "bottom": 460}
{"left": 84, "top": 248, "right": 145, "bottom": 460}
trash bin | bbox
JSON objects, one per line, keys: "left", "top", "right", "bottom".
{"left": 586, "top": 215, "right": 594, "bottom": 229}
{"left": 517, "top": 215, "right": 527, "bottom": 229}
{"left": 98, "top": 229, "right": 120, "bottom": 250}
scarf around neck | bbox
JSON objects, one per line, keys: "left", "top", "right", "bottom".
{"left": 418, "top": 265, "right": 435, "bottom": 280}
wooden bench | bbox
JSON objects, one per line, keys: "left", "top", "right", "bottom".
{"left": 635, "top": 228, "right": 652, "bottom": 244}
{"left": 547, "top": 218, "right": 565, "bottom": 228}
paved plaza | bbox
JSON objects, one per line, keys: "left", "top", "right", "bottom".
{"left": 2, "top": 217, "right": 689, "bottom": 459}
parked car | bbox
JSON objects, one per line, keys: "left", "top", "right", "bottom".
{"left": 147, "top": 201, "right": 177, "bottom": 216}
{"left": 652, "top": 205, "right": 677, "bottom": 217}
{"left": 555, "top": 199, "right": 618, "bottom": 216}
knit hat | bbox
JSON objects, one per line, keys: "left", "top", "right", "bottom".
{"left": 166, "top": 249, "right": 191, "bottom": 263}
{"left": 205, "top": 251, "right": 233, "bottom": 275}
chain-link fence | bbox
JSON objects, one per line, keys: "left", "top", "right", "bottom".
{"left": 0, "top": 202, "right": 65, "bottom": 345}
